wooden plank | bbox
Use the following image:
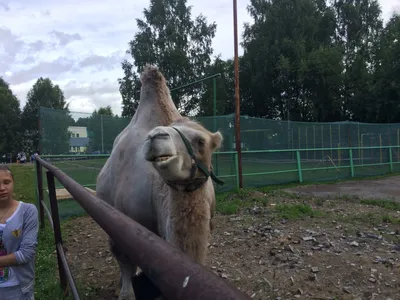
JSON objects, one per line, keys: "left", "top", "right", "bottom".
{"left": 46, "top": 187, "right": 96, "bottom": 200}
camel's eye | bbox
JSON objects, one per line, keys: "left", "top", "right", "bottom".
{"left": 197, "top": 138, "right": 205, "bottom": 146}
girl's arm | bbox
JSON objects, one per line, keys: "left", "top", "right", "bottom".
{"left": 0, "top": 205, "right": 39, "bottom": 267}
{"left": 0, "top": 253, "right": 17, "bottom": 267}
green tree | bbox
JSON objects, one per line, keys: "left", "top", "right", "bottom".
{"left": 119, "top": 0, "right": 217, "bottom": 116}
{"left": 372, "top": 14, "right": 400, "bottom": 122}
{"left": 241, "top": 0, "right": 343, "bottom": 121}
{"left": 332, "top": 0, "right": 383, "bottom": 121}
{"left": 39, "top": 107, "right": 74, "bottom": 154}
{"left": 197, "top": 57, "right": 235, "bottom": 117}
{"left": 0, "top": 78, "right": 21, "bottom": 154}
{"left": 95, "top": 105, "right": 113, "bottom": 116}
{"left": 85, "top": 108, "right": 129, "bottom": 153}
{"left": 119, "top": 63, "right": 140, "bottom": 117}
{"left": 22, "top": 77, "right": 70, "bottom": 153}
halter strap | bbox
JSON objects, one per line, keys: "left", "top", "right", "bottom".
{"left": 172, "top": 127, "right": 224, "bottom": 186}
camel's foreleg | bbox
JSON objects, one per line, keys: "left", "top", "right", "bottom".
{"left": 109, "top": 238, "right": 137, "bottom": 300}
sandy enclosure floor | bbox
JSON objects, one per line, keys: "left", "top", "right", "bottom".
{"left": 284, "top": 175, "right": 400, "bottom": 202}
{"left": 63, "top": 186, "right": 400, "bottom": 300}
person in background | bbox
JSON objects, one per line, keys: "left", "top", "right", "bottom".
{"left": 19, "top": 153, "right": 26, "bottom": 164}
{"left": 0, "top": 165, "right": 39, "bottom": 300}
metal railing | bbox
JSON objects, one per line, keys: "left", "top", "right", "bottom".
{"left": 39, "top": 145, "right": 400, "bottom": 192}
{"left": 34, "top": 154, "right": 250, "bottom": 300}
{"left": 238, "top": 145, "right": 400, "bottom": 184}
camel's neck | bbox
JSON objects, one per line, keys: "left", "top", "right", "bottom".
{"left": 166, "top": 187, "right": 212, "bottom": 265}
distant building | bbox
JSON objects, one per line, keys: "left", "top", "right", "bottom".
{"left": 68, "top": 126, "right": 89, "bottom": 153}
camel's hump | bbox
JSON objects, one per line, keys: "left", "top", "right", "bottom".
{"left": 140, "top": 65, "right": 167, "bottom": 87}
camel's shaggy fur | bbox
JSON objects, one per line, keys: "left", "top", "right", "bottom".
{"left": 96, "top": 65, "right": 222, "bottom": 300}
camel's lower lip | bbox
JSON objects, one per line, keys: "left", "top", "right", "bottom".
{"left": 151, "top": 155, "right": 174, "bottom": 163}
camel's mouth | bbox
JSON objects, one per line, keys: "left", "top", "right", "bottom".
{"left": 150, "top": 155, "right": 175, "bottom": 164}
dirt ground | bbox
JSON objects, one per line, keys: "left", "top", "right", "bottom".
{"left": 64, "top": 179, "right": 400, "bottom": 300}
{"left": 284, "top": 176, "right": 400, "bottom": 202}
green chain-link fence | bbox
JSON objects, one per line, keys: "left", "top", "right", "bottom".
{"left": 38, "top": 107, "right": 400, "bottom": 219}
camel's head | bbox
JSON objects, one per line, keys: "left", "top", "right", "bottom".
{"left": 143, "top": 118, "right": 223, "bottom": 192}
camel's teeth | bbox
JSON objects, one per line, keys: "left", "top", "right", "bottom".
{"left": 155, "top": 156, "right": 171, "bottom": 162}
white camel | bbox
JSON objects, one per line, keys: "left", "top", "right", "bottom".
{"left": 96, "top": 65, "right": 224, "bottom": 300}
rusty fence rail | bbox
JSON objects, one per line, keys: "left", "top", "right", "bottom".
{"left": 34, "top": 154, "right": 251, "bottom": 300}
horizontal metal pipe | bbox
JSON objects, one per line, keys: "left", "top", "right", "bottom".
{"left": 242, "top": 145, "right": 400, "bottom": 154}
{"left": 43, "top": 146, "right": 400, "bottom": 159}
{"left": 35, "top": 155, "right": 250, "bottom": 300}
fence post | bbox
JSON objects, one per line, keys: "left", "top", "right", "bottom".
{"left": 389, "top": 147, "right": 393, "bottom": 173}
{"left": 296, "top": 151, "right": 303, "bottom": 183}
{"left": 234, "top": 152, "right": 240, "bottom": 190}
{"left": 46, "top": 171, "right": 68, "bottom": 296}
{"left": 35, "top": 160, "right": 45, "bottom": 230}
{"left": 349, "top": 149, "right": 354, "bottom": 177}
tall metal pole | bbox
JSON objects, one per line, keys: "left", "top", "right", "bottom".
{"left": 101, "top": 114, "right": 104, "bottom": 153}
{"left": 213, "top": 77, "right": 217, "bottom": 131}
{"left": 213, "top": 77, "right": 219, "bottom": 176}
{"left": 233, "top": 0, "right": 243, "bottom": 189}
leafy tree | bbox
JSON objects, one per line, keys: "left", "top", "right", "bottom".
{"left": 119, "top": 0, "right": 217, "bottom": 116}
{"left": 0, "top": 78, "right": 21, "bottom": 154}
{"left": 40, "top": 107, "right": 74, "bottom": 154}
{"left": 119, "top": 63, "right": 140, "bottom": 117}
{"left": 95, "top": 105, "right": 113, "bottom": 116}
{"left": 85, "top": 109, "right": 129, "bottom": 153}
{"left": 22, "top": 77, "right": 70, "bottom": 153}
{"left": 372, "top": 14, "right": 400, "bottom": 122}
{"left": 197, "top": 57, "right": 235, "bottom": 117}
{"left": 332, "top": 0, "right": 383, "bottom": 121}
{"left": 241, "top": 0, "right": 343, "bottom": 121}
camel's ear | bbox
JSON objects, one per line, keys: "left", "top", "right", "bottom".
{"left": 211, "top": 131, "right": 223, "bottom": 151}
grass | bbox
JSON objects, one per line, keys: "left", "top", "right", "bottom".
{"left": 274, "top": 203, "right": 323, "bottom": 219}
{"left": 360, "top": 199, "right": 400, "bottom": 211}
{"left": 215, "top": 187, "right": 325, "bottom": 220}
{"left": 335, "top": 212, "right": 400, "bottom": 226}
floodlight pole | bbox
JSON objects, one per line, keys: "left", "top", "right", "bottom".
{"left": 233, "top": 0, "right": 243, "bottom": 189}
{"left": 213, "top": 77, "right": 217, "bottom": 131}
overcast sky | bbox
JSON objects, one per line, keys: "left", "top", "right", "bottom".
{"left": 1, "top": 0, "right": 399, "bottom": 117}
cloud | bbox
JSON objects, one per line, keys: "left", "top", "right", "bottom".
{"left": 6, "top": 57, "right": 76, "bottom": 85}
{"left": 6, "top": 51, "right": 125, "bottom": 85}
{"left": 78, "top": 51, "right": 124, "bottom": 71}
{"left": 63, "top": 79, "right": 122, "bottom": 116}
{"left": 0, "top": 27, "right": 49, "bottom": 73}
{"left": 0, "top": 2, "right": 9, "bottom": 11}
{"left": 0, "top": 27, "right": 25, "bottom": 63}
{"left": 41, "top": 10, "right": 51, "bottom": 17}
{"left": 63, "top": 78, "right": 118, "bottom": 99}
{"left": 49, "top": 30, "right": 82, "bottom": 46}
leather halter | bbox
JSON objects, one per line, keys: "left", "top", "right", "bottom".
{"left": 164, "top": 127, "right": 224, "bottom": 192}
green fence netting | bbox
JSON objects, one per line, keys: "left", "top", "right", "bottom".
{"left": 38, "top": 107, "right": 400, "bottom": 220}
